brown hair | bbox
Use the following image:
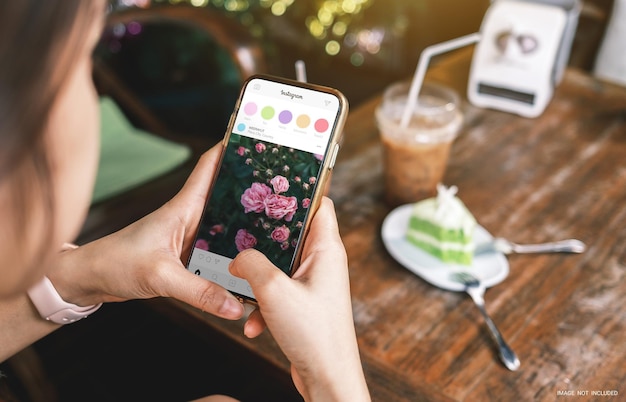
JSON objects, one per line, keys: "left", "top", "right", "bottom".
{"left": 0, "top": 1, "right": 103, "bottom": 251}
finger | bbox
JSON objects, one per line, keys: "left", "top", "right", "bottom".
{"left": 243, "top": 308, "right": 267, "bottom": 338}
{"left": 171, "top": 144, "right": 224, "bottom": 257}
{"left": 305, "top": 197, "right": 343, "bottom": 247}
{"left": 294, "top": 197, "right": 347, "bottom": 280}
{"left": 229, "top": 249, "right": 288, "bottom": 291}
{"left": 290, "top": 366, "right": 306, "bottom": 399}
{"left": 159, "top": 264, "right": 244, "bottom": 320}
{"left": 169, "top": 144, "right": 224, "bottom": 230}
{"left": 179, "top": 144, "right": 223, "bottom": 201}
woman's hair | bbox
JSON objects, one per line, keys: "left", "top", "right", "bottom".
{"left": 0, "top": 1, "right": 103, "bottom": 249}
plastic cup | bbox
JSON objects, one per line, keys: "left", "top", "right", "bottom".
{"left": 375, "top": 81, "right": 463, "bottom": 207}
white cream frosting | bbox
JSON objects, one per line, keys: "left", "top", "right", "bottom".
{"left": 406, "top": 229, "right": 475, "bottom": 252}
{"left": 411, "top": 184, "right": 476, "bottom": 234}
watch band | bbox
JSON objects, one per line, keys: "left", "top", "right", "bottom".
{"left": 27, "top": 276, "right": 102, "bottom": 324}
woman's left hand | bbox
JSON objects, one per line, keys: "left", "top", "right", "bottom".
{"left": 48, "top": 144, "right": 245, "bottom": 320}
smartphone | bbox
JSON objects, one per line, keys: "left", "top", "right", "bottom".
{"left": 186, "top": 74, "right": 348, "bottom": 303}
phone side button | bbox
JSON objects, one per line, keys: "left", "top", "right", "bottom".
{"left": 222, "top": 113, "right": 236, "bottom": 146}
{"left": 328, "top": 143, "right": 340, "bottom": 170}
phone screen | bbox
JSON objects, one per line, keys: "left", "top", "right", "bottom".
{"left": 187, "top": 76, "right": 346, "bottom": 301}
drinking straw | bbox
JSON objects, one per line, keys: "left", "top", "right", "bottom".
{"left": 295, "top": 60, "right": 307, "bottom": 83}
{"left": 400, "top": 32, "right": 482, "bottom": 128}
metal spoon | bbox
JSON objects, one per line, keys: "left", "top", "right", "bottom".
{"left": 474, "top": 238, "right": 586, "bottom": 255}
{"left": 450, "top": 271, "right": 521, "bottom": 371}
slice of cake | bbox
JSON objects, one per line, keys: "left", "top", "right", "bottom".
{"left": 406, "top": 184, "right": 476, "bottom": 265}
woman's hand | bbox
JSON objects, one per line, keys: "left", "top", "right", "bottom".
{"left": 48, "top": 144, "right": 244, "bottom": 320}
{"left": 229, "top": 198, "right": 370, "bottom": 401}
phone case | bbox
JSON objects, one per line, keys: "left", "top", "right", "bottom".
{"left": 187, "top": 74, "right": 348, "bottom": 303}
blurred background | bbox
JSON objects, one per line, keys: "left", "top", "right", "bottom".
{"left": 100, "top": 0, "right": 490, "bottom": 102}
{"left": 94, "top": 0, "right": 493, "bottom": 140}
{"left": 94, "top": 0, "right": 613, "bottom": 140}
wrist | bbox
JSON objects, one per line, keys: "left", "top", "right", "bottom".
{"left": 40, "top": 243, "right": 104, "bottom": 309}
{"left": 303, "top": 374, "right": 370, "bottom": 402}
{"left": 27, "top": 243, "right": 102, "bottom": 324}
{"left": 28, "top": 242, "right": 104, "bottom": 324}
{"left": 300, "top": 353, "right": 370, "bottom": 402}
{"left": 27, "top": 275, "right": 102, "bottom": 324}
{"left": 47, "top": 242, "right": 102, "bottom": 306}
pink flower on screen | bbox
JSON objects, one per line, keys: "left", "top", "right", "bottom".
{"left": 235, "top": 229, "right": 257, "bottom": 252}
{"left": 209, "top": 224, "right": 224, "bottom": 236}
{"left": 280, "top": 242, "right": 289, "bottom": 250}
{"left": 309, "top": 176, "right": 316, "bottom": 185}
{"left": 237, "top": 146, "right": 247, "bottom": 156}
{"left": 255, "top": 143, "right": 266, "bottom": 153}
{"left": 271, "top": 225, "right": 290, "bottom": 243}
{"left": 195, "top": 239, "right": 209, "bottom": 251}
{"left": 264, "top": 194, "right": 298, "bottom": 221}
{"left": 270, "top": 175, "right": 289, "bottom": 194}
{"left": 314, "top": 153, "right": 323, "bottom": 161}
{"left": 302, "top": 198, "right": 311, "bottom": 208}
{"left": 241, "top": 182, "right": 272, "bottom": 213}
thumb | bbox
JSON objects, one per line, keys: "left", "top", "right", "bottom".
{"left": 156, "top": 262, "right": 244, "bottom": 320}
{"left": 229, "top": 249, "right": 288, "bottom": 295}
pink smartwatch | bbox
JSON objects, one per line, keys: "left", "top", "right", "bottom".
{"left": 27, "top": 276, "right": 102, "bottom": 325}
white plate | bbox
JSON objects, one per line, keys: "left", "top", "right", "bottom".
{"left": 381, "top": 204, "right": 509, "bottom": 292}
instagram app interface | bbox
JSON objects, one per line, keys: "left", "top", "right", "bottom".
{"left": 188, "top": 78, "right": 342, "bottom": 299}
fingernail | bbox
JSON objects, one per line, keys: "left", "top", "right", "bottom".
{"left": 243, "top": 323, "right": 253, "bottom": 338}
{"left": 219, "top": 297, "right": 244, "bottom": 318}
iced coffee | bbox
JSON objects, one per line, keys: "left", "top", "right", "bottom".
{"left": 376, "top": 81, "right": 462, "bottom": 207}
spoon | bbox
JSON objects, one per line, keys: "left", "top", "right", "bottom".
{"left": 474, "top": 238, "right": 586, "bottom": 255}
{"left": 450, "top": 271, "right": 521, "bottom": 371}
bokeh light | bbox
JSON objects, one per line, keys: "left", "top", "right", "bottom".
{"left": 121, "top": 0, "right": 381, "bottom": 63}
{"left": 271, "top": 1, "right": 286, "bottom": 16}
{"left": 350, "top": 52, "right": 364, "bottom": 66}
{"left": 332, "top": 21, "right": 347, "bottom": 36}
{"left": 325, "top": 40, "right": 340, "bottom": 56}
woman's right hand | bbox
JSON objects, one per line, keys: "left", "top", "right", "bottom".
{"left": 229, "top": 198, "right": 370, "bottom": 402}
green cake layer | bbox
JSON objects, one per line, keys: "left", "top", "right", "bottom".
{"left": 407, "top": 216, "right": 473, "bottom": 244}
{"left": 406, "top": 231, "right": 474, "bottom": 265}
{"left": 405, "top": 193, "right": 476, "bottom": 265}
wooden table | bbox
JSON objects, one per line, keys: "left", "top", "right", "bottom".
{"left": 111, "top": 48, "right": 626, "bottom": 401}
